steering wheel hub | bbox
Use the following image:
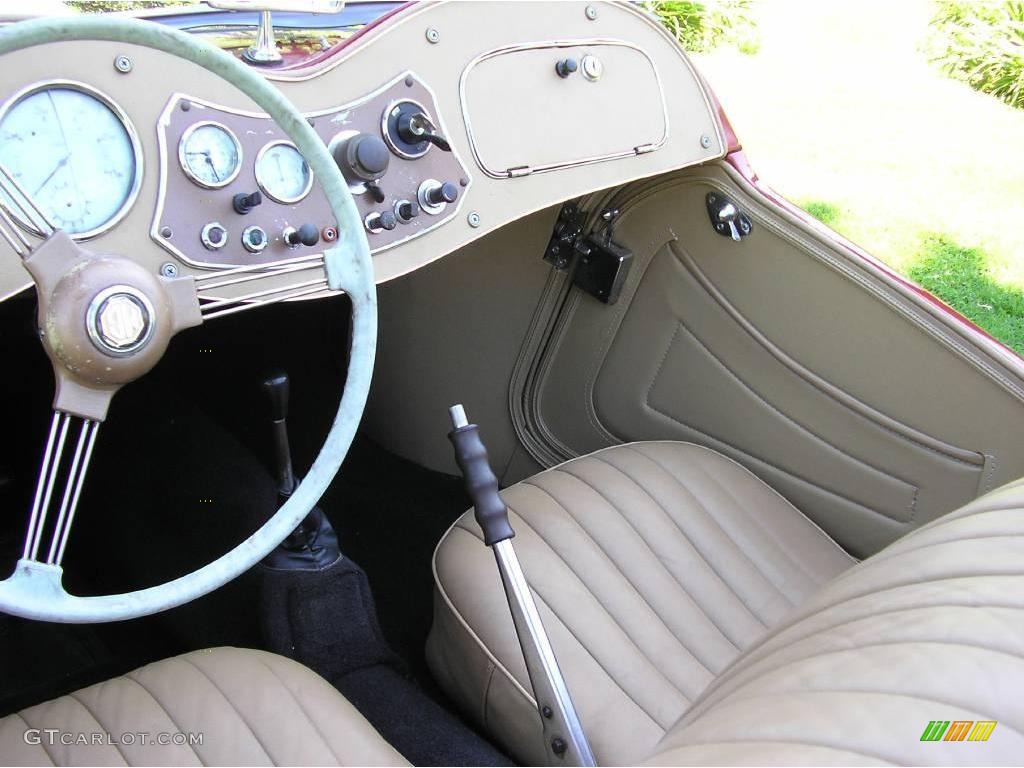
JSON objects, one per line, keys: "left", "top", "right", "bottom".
{"left": 87, "top": 285, "right": 154, "bottom": 356}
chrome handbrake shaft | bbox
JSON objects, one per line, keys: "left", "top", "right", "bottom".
{"left": 447, "top": 404, "right": 596, "bottom": 767}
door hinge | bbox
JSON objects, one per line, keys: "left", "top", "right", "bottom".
{"left": 543, "top": 202, "right": 587, "bottom": 270}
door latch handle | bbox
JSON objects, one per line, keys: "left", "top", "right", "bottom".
{"left": 706, "top": 192, "right": 752, "bottom": 241}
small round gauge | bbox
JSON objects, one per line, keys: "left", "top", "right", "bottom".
{"left": 178, "top": 122, "right": 242, "bottom": 189}
{"left": 0, "top": 82, "right": 141, "bottom": 238}
{"left": 255, "top": 141, "right": 313, "bottom": 204}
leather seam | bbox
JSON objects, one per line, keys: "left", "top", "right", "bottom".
{"left": 122, "top": 673, "right": 202, "bottom": 765}
{"left": 578, "top": 455, "right": 765, "bottom": 639}
{"left": 622, "top": 445, "right": 807, "bottom": 604}
{"left": 648, "top": 318, "right": 921, "bottom": 520}
{"left": 253, "top": 655, "right": 344, "bottom": 764}
{"left": 66, "top": 691, "right": 131, "bottom": 765}
{"left": 509, "top": 504, "right": 696, "bottom": 708}
{"left": 179, "top": 657, "right": 275, "bottom": 765}
{"left": 523, "top": 474, "right": 724, "bottom": 676}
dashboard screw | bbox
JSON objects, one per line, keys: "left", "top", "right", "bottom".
{"left": 159, "top": 226, "right": 172, "bottom": 238}
{"left": 405, "top": 75, "right": 414, "bottom": 87}
{"left": 114, "top": 55, "right": 132, "bottom": 73}
{"left": 425, "top": 27, "right": 440, "bottom": 44}
{"left": 585, "top": 5, "right": 598, "bottom": 20}
{"left": 467, "top": 211, "right": 481, "bottom": 228}
{"left": 160, "top": 263, "right": 178, "bottom": 278}
{"left": 700, "top": 134, "right": 712, "bottom": 148}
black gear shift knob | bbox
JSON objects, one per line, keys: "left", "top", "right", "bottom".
{"left": 261, "top": 370, "right": 290, "bottom": 423}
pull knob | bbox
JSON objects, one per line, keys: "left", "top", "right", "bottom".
{"left": 365, "top": 210, "right": 397, "bottom": 233}
{"left": 232, "top": 190, "right": 263, "bottom": 215}
{"left": 397, "top": 111, "right": 451, "bottom": 152}
{"left": 555, "top": 57, "right": 578, "bottom": 78}
{"left": 334, "top": 133, "right": 390, "bottom": 182}
{"left": 425, "top": 181, "right": 458, "bottom": 206}
{"left": 395, "top": 199, "right": 420, "bottom": 224}
{"left": 284, "top": 223, "right": 320, "bottom": 248}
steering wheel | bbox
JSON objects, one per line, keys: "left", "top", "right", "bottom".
{"left": 0, "top": 16, "right": 375, "bottom": 622}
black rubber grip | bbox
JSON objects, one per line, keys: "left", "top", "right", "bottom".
{"left": 449, "top": 424, "right": 516, "bottom": 546}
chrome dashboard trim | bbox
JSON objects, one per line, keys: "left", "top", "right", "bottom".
{"left": 0, "top": 78, "right": 144, "bottom": 241}
{"left": 150, "top": 71, "right": 472, "bottom": 273}
{"left": 254, "top": 139, "right": 314, "bottom": 204}
{"left": 177, "top": 119, "right": 244, "bottom": 189}
{"left": 458, "top": 38, "right": 670, "bottom": 180}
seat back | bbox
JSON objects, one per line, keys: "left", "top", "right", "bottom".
{"left": 646, "top": 479, "right": 1024, "bottom": 765}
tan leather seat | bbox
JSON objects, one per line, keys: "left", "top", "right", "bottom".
{"left": 0, "top": 647, "right": 407, "bottom": 766}
{"left": 428, "top": 441, "right": 1024, "bottom": 765}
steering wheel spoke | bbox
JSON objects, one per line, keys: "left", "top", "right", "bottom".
{"left": 22, "top": 412, "right": 100, "bottom": 567}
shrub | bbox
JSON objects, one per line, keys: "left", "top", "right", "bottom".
{"left": 643, "top": 0, "right": 759, "bottom": 54}
{"left": 928, "top": 1, "right": 1024, "bottom": 110}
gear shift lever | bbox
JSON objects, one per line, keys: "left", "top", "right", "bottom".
{"left": 260, "top": 370, "right": 340, "bottom": 569}
{"left": 261, "top": 370, "right": 296, "bottom": 499}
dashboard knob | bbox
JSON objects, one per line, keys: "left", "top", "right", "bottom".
{"left": 365, "top": 210, "right": 397, "bottom": 233}
{"left": 555, "top": 57, "right": 578, "bottom": 78}
{"left": 335, "top": 133, "right": 390, "bottom": 182}
{"left": 425, "top": 181, "right": 458, "bottom": 206}
{"left": 395, "top": 199, "right": 420, "bottom": 224}
{"left": 284, "top": 223, "right": 320, "bottom": 248}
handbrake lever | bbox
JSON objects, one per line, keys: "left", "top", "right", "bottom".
{"left": 448, "top": 404, "right": 595, "bottom": 766}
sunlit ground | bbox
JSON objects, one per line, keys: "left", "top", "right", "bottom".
{"left": 692, "top": 0, "right": 1024, "bottom": 352}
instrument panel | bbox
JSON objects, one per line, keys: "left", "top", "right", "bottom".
{"left": 152, "top": 72, "right": 471, "bottom": 268}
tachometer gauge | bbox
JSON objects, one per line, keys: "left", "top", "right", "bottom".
{"left": 255, "top": 141, "right": 313, "bottom": 204}
{"left": 0, "top": 81, "right": 141, "bottom": 238}
{"left": 178, "top": 121, "right": 242, "bottom": 189}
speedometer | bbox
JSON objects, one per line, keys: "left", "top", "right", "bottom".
{"left": 179, "top": 121, "right": 242, "bottom": 189}
{"left": 0, "top": 81, "right": 141, "bottom": 238}
{"left": 255, "top": 141, "right": 313, "bottom": 204}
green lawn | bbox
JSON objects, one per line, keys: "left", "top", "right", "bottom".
{"left": 691, "top": 0, "right": 1024, "bottom": 354}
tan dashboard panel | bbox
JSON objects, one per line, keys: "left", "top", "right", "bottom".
{"left": 461, "top": 40, "right": 668, "bottom": 177}
{"left": 0, "top": 1, "right": 724, "bottom": 302}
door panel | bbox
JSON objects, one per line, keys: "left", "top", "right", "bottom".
{"left": 519, "top": 163, "right": 1024, "bottom": 556}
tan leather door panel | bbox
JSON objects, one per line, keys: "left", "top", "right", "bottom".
{"left": 523, "top": 163, "right": 1024, "bottom": 556}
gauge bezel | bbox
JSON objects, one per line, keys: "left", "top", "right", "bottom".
{"left": 0, "top": 79, "right": 144, "bottom": 241}
{"left": 178, "top": 120, "right": 243, "bottom": 190}
{"left": 254, "top": 139, "right": 314, "bottom": 204}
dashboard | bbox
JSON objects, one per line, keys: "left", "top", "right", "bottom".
{"left": 0, "top": 1, "right": 725, "bottom": 305}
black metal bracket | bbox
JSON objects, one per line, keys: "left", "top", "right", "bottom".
{"left": 573, "top": 234, "right": 633, "bottom": 305}
{"left": 543, "top": 203, "right": 587, "bottom": 271}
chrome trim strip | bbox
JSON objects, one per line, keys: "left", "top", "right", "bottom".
{"left": 459, "top": 38, "right": 670, "bottom": 179}
{"left": 0, "top": 79, "right": 143, "bottom": 240}
{"left": 177, "top": 119, "right": 244, "bottom": 189}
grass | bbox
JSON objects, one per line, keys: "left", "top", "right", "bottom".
{"left": 692, "top": 0, "right": 1024, "bottom": 355}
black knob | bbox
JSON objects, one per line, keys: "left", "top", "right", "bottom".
{"left": 232, "top": 190, "right": 263, "bottom": 215}
{"left": 555, "top": 58, "right": 578, "bottom": 78}
{"left": 335, "top": 133, "right": 390, "bottom": 182}
{"left": 285, "top": 223, "right": 320, "bottom": 247}
{"left": 425, "top": 181, "right": 458, "bottom": 206}
{"left": 395, "top": 200, "right": 420, "bottom": 223}
{"left": 366, "top": 210, "right": 397, "bottom": 232}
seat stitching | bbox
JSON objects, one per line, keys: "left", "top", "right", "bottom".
{"left": 509, "top": 506, "right": 697, "bottom": 704}
{"left": 253, "top": 655, "right": 346, "bottom": 765}
{"left": 712, "top": 599, "right": 1024, "bottom": 686}
{"left": 550, "top": 464, "right": 747, "bottom": 651}
{"left": 586, "top": 454, "right": 766, "bottom": 638}
{"left": 122, "top": 674, "right": 203, "bottom": 765}
{"left": 12, "top": 711, "right": 57, "bottom": 765}
{"left": 690, "top": 687, "right": 1022, "bottom": 736}
{"left": 527, "top": 585, "right": 671, "bottom": 731}
{"left": 634, "top": 444, "right": 821, "bottom": 589}
{"left": 66, "top": 691, "right": 131, "bottom": 764}
{"left": 614, "top": 445, "right": 796, "bottom": 613}
{"left": 179, "top": 656, "right": 275, "bottom": 764}
{"left": 523, "top": 475, "right": 721, "bottom": 673}
{"left": 657, "top": 737, "right": 896, "bottom": 764}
